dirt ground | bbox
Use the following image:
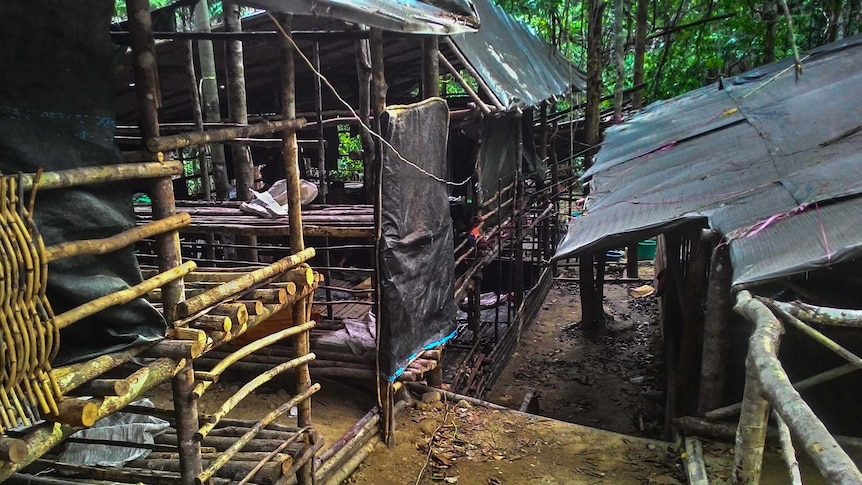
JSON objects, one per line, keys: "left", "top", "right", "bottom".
{"left": 349, "top": 398, "right": 682, "bottom": 485}
{"left": 486, "top": 264, "right": 663, "bottom": 438}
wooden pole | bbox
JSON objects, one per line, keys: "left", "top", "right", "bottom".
{"left": 513, "top": 109, "right": 524, "bottom": 314}
{"left": 442, "top": 37, "right": 504, "bottom": 111}
{"left": 279, "top": 15, "right": 305, "bottom": 255}
{"left": 438, "top": 53, "right": 491, "bottom": 115}
{"left": 148, "top": 119, "right": 306, "bottom": 155}
{"left": 772, "top": 409, "right": 803, "bottom": 485}
{"left": 45, "top": 213, "right": 190, "bottom": 262}
{"left": 19, "top": 161, "right": 182, "bottom": 192}
{"left": 183, "top": 39, "right": 212, "bottom": 201}
{"left": 698, "top": 244, "right": 732, "bottom": 414}
{"left": 355, "top": 32, "right": 374, "bottom": 202}
{"left": 421, "top": 36, "right": 440, "bottom": 98}
{"left": 736, "top": 291, "right": 862, "bottom": 484}
{"left": 224, "top": 1, "right": 254, "bottom": 203}
{"left": 192, "top": 0, "right": 230, "bottom": 200}
{"left": 172, "top": 362, "right": 203, "bottom": 485}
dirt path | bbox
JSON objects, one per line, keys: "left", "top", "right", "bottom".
{"left": 487, "top": 266, "right": 664, "bottom": 439}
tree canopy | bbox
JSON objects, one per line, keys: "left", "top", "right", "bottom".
{"left": 496, "top": 0, "right": 860, "bottom": 104}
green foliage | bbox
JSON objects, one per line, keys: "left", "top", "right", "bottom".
{"left": 494, "top": 0, "right": 860, "bottom": 105}
{"left": 335, "top": 126, "right": 363, "bottom": 182}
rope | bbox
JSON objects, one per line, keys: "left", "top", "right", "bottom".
{"left": 266, "top": 13, "right": 471, "bottom": 187}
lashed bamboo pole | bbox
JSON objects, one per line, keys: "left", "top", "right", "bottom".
{"left": 52, "top": 261, "right": 195, "bottom": 330}
{"left": 438, "top": 52, "right": 491, "bottom": 115}
{"left": 176, "top": 248, "right": 314, "bottom": 317}
{"left": 196, "top": 384, "right": 321, "bottom": 485}
{"left": 19, "top": 162, "right": 181, "bottom": 191}
{"left": 769, "top": 299, "right": 862, "bottom": 327}
{"left": 704, "top": 362, "right": 857, "bottom": 420}
{"left": 197, "top": 353, "right": 316, "bottom": 437}
{"left": 45, "top": 213, "right": 190, "bottom": 262}
{"left": 195, "top": 321, "right": 316, "bottom": 384}
{"left": 0, "top": 357, "right": 186, "bottom": 481}
{"left": 735, "top": 291, "right": 862, "bottom": 484}
{"left": 53, "top": 344, "right": 152, "bottom": 393}
{"left": 147, "top": 119, "right": 306, "bottom": 153}
{"left": 772, "top": 409, "right": 803, "bottom": 485}
{"left": 237, "top": 426, "right": 310, "bottom": 485}
{"left": 766, "top": 299, "right": 862, "bottom": 370}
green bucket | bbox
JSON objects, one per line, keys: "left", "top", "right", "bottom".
{"left": 637, "top": 239, "right": 657, "bottom": 261}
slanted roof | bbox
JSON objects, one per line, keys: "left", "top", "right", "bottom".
{"left": 553, "top": 34, "right": 862, "bottom": 287}
{"left": 450, "top": 0, "right": 585, "bottom": 109}
{"left": 237, "top": 0, "right": 479, "bottom": 35}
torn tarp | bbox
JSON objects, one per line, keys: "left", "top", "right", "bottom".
{"left": 553, "top": 34, "right": 862, "bottom": 287}
{"left": 378, "top": 98, "right": 456, "bottom": 381}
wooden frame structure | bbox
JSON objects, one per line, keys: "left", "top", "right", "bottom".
{"left": 0, "top": 1, "right": 321, "bottom": 484}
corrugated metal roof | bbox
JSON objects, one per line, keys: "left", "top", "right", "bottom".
{"left": 450, "top": 0, "right": 585, "bottom": 109}
{"left": 238, "top": 0, "right": 479, "bottom": 35}
{"left": 554, "top": 34, "right": 862, "bottom": 287}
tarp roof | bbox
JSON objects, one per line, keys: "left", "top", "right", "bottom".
{"left": 450, "top": 0, "right": 585, "bottom": 109}
{"left": 237, "top": 0, "right": 479, "bottom": 35}
{"left": 553, "top": 34, "right": 862, "bottom": 287}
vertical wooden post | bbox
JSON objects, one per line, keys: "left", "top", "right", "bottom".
{"left": 355, "top": 33, "right": 374, "bottom": 200}
{"left": 421, "top": 36, "right": 440, "bottom": 99}
{"left": 313, "top": 41, "right": 333, "bottom": 320}
{"left": 469, "top": 277, "right": 482, "bottom": 346}
{"left": 626, "top": 242, "right": 639, "bottom": 278}
{"left": 513, "top": 110, "right": 524, "bottom": 316}
{"left": 183, "top": 40, "right": 212, "bottom": 201}
{"left": 369, "top": 26, "right": 395, "bottom": 446}
{"left": 732, "top": 357, "right": 770, "bottom": 484}
{"left": 126, "top": 2, "right": 198, "bottom": 483}
{"left": 224, "top": 1, "right": 257, "bottom": 262}
{"left": 495, "top": 177, "right": 503, "bottom": 344}
{"left": 280, "top": 15, "right": 312, "bottom": 485}
{"left": 675, "top": 232, "right": 710, "bottom": 416}
{"left": 698, "top": 243, "right": 733, "bottom": 414}
{"left": 192, "top": 0, "right": 230, "bottom": 200}
{"left": 579, "top": 253, "right": 596, "bottom": 325}
{"left": 224, "top": 1, "right": 253, "bottom": 202}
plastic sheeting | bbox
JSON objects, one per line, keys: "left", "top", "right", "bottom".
{"left": 554, "top": 35, "right": 862, "bottom": 287}
{"left": 378, "top": 98, "right": 456, "bottom": 381}
{"left": 239, "top": 0, "right": 479, "bottom": 35}
{"left": 60, "top": 399, "right": 170, "bottom": 467}
{"left": 0, "top": 0, "right": 166, "bottom": 365}
{"left": 450, "top": 0, "right": 585, "bottom": 109}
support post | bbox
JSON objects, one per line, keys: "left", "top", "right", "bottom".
{"left": 356, "top": 33, "right": 374, "bottom": 201}
{"left": 192, "top": 0, "right": 230, "bottom": 200}
{"left": 126, "top": 2, "right": 197, "bottom": 483}
{"left": 280, "top": 16, "right": 312, "bottom": 484}
{"left": 698, "top": 244, "right": 732, "bottom": 414}
{"left": 513, "top": 109, "right": 524, "bottom": 315}
{"left": 421, "top": 36, "right": 440, "bottom": 98}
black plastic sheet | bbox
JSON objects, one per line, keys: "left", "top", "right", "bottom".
{"left": 0, "top": 0, "right": 166, "bottom": 365}
{"left": 554, "top": 35, "right": 862, "bottom": 287}
{"left": 378, "top": 98, "right": 456, "bottom": 380}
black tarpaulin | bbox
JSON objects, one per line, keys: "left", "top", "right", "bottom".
{"left": 378, "top": 98, "right": 456, "bottom": 381}
{"left": 553, "top": 34, "right": 862, "bottom": 287}
{"left": 0, "top": 0, "right": 166, "bottom": 365}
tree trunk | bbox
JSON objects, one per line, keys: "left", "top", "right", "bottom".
{"left": 762, "top": 0, "right": 777, "bottom": 64}
{"left": 585, "top": 0, "right": 604, "bottom": 169}
{"left": 632, "top": 0, "right": 648, "bottom": 110}
{"left": 193, "top": 0, "right": 230, "bottom": 201}
{"left": 613, "top": 0, "right": 626, "bottom": 122}
{"left": 224, "top": 1, "right": 254, "bottom": 202}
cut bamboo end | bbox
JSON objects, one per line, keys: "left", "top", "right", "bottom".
{"left": 282, "top": 265, "right": 315, "bottom": 287}
{"left": 190, "top": 314, "right": 233, "bottom": 333}
{"left": 143, "top": 339, "right": 205, "bottom": 359}
{"left": 210, "top": 302, "right": 249, "bottom": 326}
{"left": 247, "top": 289, "right": 287, "bottom": 305}
{"left": 48, "top": 398, "right": 99, "bottom": 427}
{"left": 167, "top": 327, "right": 208, "bottom": 346}
{"left": 282, "top": 282, "right": 297, "bottom": 296}
{"left": 239, "top": 300, "right": 265, "bottom": 316}
{"left": 70, "top": 379, "right": 131, "bottom": 397}
{"left": 0, "top": 437, "right": 27, "bottom": 464}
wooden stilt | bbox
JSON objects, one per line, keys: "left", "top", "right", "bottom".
{"left": 698, "top": 244, "right": 732, "bottom": 414}
{"left": 172, "top": 362, "right": 203, "bottom": 485}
